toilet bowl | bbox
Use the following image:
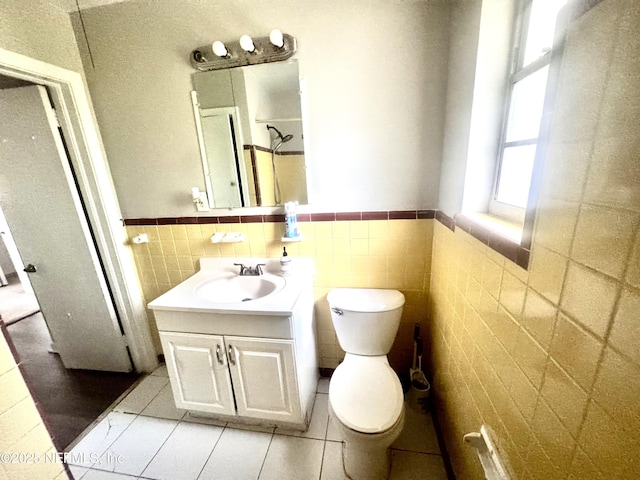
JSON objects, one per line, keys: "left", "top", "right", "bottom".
{"left": 327, "top": 288, "right": 405, "bottom": 480}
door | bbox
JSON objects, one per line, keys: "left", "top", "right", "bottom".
{"left": 227, "top": 336, "right": 301, "bottom": 423}
{"left": 0, "top": 85, "right": 131, "bottom": 371}
{"left": 197, "top": 106, "right": 246, "bottom": 208}
{"left": 160, "top": 332, "right": 235, "bottom": 415}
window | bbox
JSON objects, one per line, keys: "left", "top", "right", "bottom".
{"left": 491, "top": 0, "right": 567, "bottom": 220}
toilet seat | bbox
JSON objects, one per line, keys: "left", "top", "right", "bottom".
{"left": 329, "top": 355, "right": 404, "bottom": 434}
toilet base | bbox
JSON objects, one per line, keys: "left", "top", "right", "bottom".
{"left": 342, "top": 441, "right": 391, "bottom": 480}
{"left": 329, "top": 404, "right": 405, "bottom": 480}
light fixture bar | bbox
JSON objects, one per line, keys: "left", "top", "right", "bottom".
{"left": 190, "top": 33, "right": 297, "bottom": 71}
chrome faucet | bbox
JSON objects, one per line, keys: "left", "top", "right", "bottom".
{"left": 233, "top": 263, "right": 266, "bottom": 276}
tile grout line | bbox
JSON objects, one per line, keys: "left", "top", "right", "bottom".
{"left": 194, "top": 422, "right": 228, "bottom": 480}
{"left": 317, "top": 395, "right": 332, "bottom": 480}
{"left": 255, "top": 430, "right": 275, "bottom": 479}
{"left": 130, "top": 415, "right": 180, "bottom": 479}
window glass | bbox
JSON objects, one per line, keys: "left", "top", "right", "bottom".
{"left": 522, "top": 0, "right": 567, "bottom": 66}
{"left": 506, "top": 65, "right": 549, "bottom": 142}
{"left": 496, "top": 144, "right": 537, "bottom": 207}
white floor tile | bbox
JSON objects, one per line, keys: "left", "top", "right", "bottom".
{"left": 392, "top": 403, "right": 441, "bottom": 454}
{"left": 93, "top": 416, "right": 177, "bottom": 476}
{"left": 276, "top": 394, "right": 328, "bottom": 440}
{"left": 319, "top": 441, "right": 347, "bottom": 480}
{"left": 325, "top": 414, "right": 342, "bottom": 442}
{"left": 258, "top": 435, "right": 324, "bottom": 480}
{"left": 141, "top": 422, "right": 223, "bottom": 480}
{"left": 140, "top": 383, "right": 186, "bottom": 421}
{"left": 80, "top": 469, "right": 138, "bottom": 479}
{"left": 67, "top": 465, "right": 89, "bottom": 479}
{"left": 317, "top": 378, "right": 330, "bottom": 394}
{"left": 113, "top": 376, "right": 168, "bottom": 414}
{"left": 198, "top": 428, "right": 272, "bottom": 480}
{"left": 389, "top": 451, "right": 448, "bottom": 480}
{"left": 150, "top": 364, "right": 168, "bottom": 377}
{"left": 68, "top": 413, "right": 136, "bottom": 467}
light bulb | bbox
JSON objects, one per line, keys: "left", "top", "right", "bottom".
{"left": 239, "top": 34, "right": 255, "bottom": 53}
{"left": 212, "top": 41, "right": 228, "bottom": 57}
{"left": 269, "top": 29, "right": 284, "bottom": 48}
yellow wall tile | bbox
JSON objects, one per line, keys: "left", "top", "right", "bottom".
{"left": 567, "top": 447, "right": 605, "bottom": 480}
{"left": 0, "top": 397, "right": 44, "bottom": 451}
{"left": 539, "top": 358, "right": 589, "bottom": 438}
{"left": 626, "top": 233, "right": 640, "bottom": 288}
{"left": 608, "top": 287, "right": 640, "bottom": 365}
{"left": 591, "top": 347, "right": 640, "bottom": 439}
{"left": 350, "top": 238, "right": 369, "bottom": 256}
{"left": 577, "top": 400, "right": 640, "bottom": 478}
{"left": 512, "top": 329, "right": 548, "bottom": 390}
{"left": 529, "top": 398, "right": 575, "bottom": 476}
{"left": 533, "top": 199, "right": 580, "bottom": 256}
{"left": 549, "top": 314, "right": 604, "bottom": 391}
{"left": 560, "top": 262, "right": 619, "bottom": 338}
{"left": 499, "top": 271, "right": 526, "bottom": 319}
{"left": 571, "top": 205, "right": 639, "bottom": 279}
{"left": 521, "top": 288, "right": 558, "bottom": 351}
{"left": 528, "top": 245, "right": 567, "bottom": 304}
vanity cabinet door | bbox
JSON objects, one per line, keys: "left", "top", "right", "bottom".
{"left": 226, "top": 337, "right": 302, "bottom": 423}
{"left": 160, "top": 332, "right": 236, "bottom": 415}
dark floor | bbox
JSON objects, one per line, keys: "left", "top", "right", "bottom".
{"left": 5, "top": 313, "right": 140, "bottom": 450}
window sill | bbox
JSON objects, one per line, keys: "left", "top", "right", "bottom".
{"left": 462, "top": 212, "right": 522, "bottom": 243}
{"left": 448, "top": 212, "right": 530, "bottom": 270}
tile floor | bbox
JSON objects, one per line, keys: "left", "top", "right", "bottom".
{"left": 66, "top": 366, "right": 448, "bottom": 480}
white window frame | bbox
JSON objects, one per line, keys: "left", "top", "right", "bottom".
{"left": 489, "top": 0, "right": 560, "bottom": 224}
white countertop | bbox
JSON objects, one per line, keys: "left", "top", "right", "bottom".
{"left": 147, "top": 257, "right": 314, "bottom": 316}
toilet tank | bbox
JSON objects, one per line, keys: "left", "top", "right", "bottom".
{"left": 327, "top": 288, "right": 405, "bottom": 356}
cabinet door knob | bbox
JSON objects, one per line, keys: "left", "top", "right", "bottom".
{"left": 23, "top": 263, "right": 37, "bottom": 273}
{"left": 215, "top": 344, "right": 224, "bottom": 365}
{"left": 228, "top": 344, "right": 236, "bottom": 366}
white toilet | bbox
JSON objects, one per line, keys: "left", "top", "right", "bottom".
{"left": 327, "top": 288, "right": 406, "bottom": 480}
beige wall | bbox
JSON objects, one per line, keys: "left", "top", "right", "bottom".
{"left": 0, "top": 0, "right": 83, "bottom": 73}
{"left": 438, "top": 0, "right": 482, "bottom": 217}
{"left": 126, "top": 218, "right": 433, "bottom": 372}
{"left": 428, "top": 1, "right": 640, "bottom": 478}
{"left": 76, "top": 0, "right": 450, "bottom": 218}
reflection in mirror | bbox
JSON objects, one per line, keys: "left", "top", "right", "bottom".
{"left": 192, "top": 60, "right": 307, "bottom": 208}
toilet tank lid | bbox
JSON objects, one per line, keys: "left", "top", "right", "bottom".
{"left": 327, "top": 288, "right": 405, "bottom": 312}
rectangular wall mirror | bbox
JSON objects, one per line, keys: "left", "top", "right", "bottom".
{"left": 192, "top": 60, "right": 308, "bottom": 208}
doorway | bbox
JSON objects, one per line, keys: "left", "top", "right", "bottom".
{"left": 0, "top": 77, "right": 141, "bottom": 449}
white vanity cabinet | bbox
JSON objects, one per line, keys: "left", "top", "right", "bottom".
{"left": 149, "top": 257, "right": 317, "bottom": 430}
{"left": 159, "top": 332, "right": 300, "bottom": 423}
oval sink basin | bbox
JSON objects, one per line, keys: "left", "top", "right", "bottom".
{"left": 194, "top": 274, "right": 286, "bottom": 303}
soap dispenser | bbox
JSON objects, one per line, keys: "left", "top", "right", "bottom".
{"left": 280, "top": 246, "right": 291, "bottom": 276}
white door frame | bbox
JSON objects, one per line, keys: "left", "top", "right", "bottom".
{"left": 0, "top": 47, "right": 158, "bottom": 372}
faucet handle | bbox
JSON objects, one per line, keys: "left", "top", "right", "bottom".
{"left": 255, "top": 263, "right": 266, "bottom": 275}
{"left": 233, "top": 263, "right": 247, "bottom": 275}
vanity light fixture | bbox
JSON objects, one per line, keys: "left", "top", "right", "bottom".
{"left": 239, "top": 34, "right": 256, "bottom": 53}
{"left": 269, "top": 29, "right": 284, "bottom": 48}
{"left": 212, "top": 41, "right": 229, "bottom": 58}
{"left": 190, "top": 29, "right": 297, "bottom": 71}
